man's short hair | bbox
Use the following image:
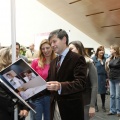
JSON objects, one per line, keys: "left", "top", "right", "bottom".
{"left": 48, "top": 29, "right": 69, "bottom": 45}
{"left": 16, "top": 42, "right": 20, "bottom": 49}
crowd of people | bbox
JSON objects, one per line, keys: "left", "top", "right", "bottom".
{"left": 0, "top": 28, "right": 120, "bottom": 120}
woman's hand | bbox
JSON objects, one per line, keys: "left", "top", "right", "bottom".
{"left": 19, "top": 110, "right": 29, "bottom": 118}
{"left": 106, "top": 58, "right": 111, "bottom": 63}
{"left": 89, "top": 107, "right": 95, "bottom": 118}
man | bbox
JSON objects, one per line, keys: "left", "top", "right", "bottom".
{"left": 16, "top": 42, "right": 28, "bottom": 62}
{"left": 6, "top": 73, "right": 24, "bottom": 89}
{"left": 23, "top": 70, "right": 36, "bottom": 82}
{"left": 25, "top": 43, "right": 38, "bottom": 64}
{"left": 47, "top": 29, "right": 87, "bottom": 120}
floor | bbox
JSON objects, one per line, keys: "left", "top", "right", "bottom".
{"left": 26, "top": 95, "right": 120, "bottom": 120}
{"left": 92, "top": 95, "right": 120, "bottom": 120}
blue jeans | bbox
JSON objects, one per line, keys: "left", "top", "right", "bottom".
{"left": 30, "top": 95, "right": 50, "bottom": 120}
{"left": 109, "top": 79, "right": 120, "bottom": 114}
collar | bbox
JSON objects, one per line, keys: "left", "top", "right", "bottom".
{"left": 60, "top": 47, "right": 69, "bottom": 57}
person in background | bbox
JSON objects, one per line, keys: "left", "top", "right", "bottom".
{"left": 46, "top": 29, "right": 87, "bottom": 120}
{"left": 30, "top": 39, "right": 56, "bottom": 120}
{"left": 91, "top": 50, "right": 95, "bottom": 58}
{"left": 69, "top": 41, "right": 98, "bottom": 120}
{"left": 16, "top": 42, "right": 28, "bottom": 62}
{"left": 0, "top": 47, "right": 29, "bottom": 120}
{"left": 92, "top": 46, "right": 108, "bottom": 112}
{"left": 25, "top": 43, "right": 38, "bottom": 64}
{"left": 105, "top": 44, "right": 120, "bottom": 117}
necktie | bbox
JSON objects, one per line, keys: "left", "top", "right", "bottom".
{"left": 56, "top": 55, "right": 62, "bottom": 72}
{"left": 31, "top": 50, "right": 34, "bottom": 56}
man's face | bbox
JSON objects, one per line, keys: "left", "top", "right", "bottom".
{"left": 28, "top": 73, "right": 32, "bottom": 80}
{"left": 29, "top": 44, "right": 34, "bottom": 50}
{"left": 6, "top": 74, "right": 13, "bottom": 79}
{"left": 16, "top": 45, "right": 20, "bottom": 56}
{"left": 25, "top": 73, "right": 32, "bottom": 80}
{"left": 49, "top": 35, "right": 66, "bottom": 54}
{"left": 7, "top": 74, "right": 11, "bottom": 79}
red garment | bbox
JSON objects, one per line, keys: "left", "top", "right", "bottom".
{"left": 31, "top": 59, "right": 50, "bottom": 80}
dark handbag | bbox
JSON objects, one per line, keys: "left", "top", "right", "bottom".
{"left": 105, "top": 79, "right": 110, "bottom": 95}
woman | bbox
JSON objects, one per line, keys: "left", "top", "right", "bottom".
{"left": 0, "top": 47, "right": 29, "bottom": 120}
{"left": 92, "top": 46, "right": 108, "bottom": 112}
{"left": 30, "top": 39, "right": 56, "bottom": 120}
{"left": 69, "top": 41, "right": 98, "bottom": 120}
{"left": 105, "top": 44, "right": 120, "bottom": 116}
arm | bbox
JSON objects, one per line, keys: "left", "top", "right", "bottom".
{"left": 0, "top": 85, "right": 29, "bottom": 118}
{"left": 47, "top": 55, "right": 87, "bottom": 94}
{"left": 89, "top": 62, "right": 98, "bottom": 107}
{"left": 19, "top": 110, "right": 28, "bottom": 118}
{"left": 105, "top": 58, "right": 110, "bottom": 72}
{"left": 61, "top": 56, "right": 87, "bottom": 94}
{"left": 18, "top": 103, "right": 29, "bottom": 118}
{"left": 88, "top": 62, "right": 98, "bottom": 118}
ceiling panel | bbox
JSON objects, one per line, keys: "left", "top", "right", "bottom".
{"left": 38, "top": 0, "right": 120, "bottom": 47}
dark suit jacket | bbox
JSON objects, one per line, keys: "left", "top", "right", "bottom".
{"left": 47, "top": 50, "right": 87, "bottom": 120}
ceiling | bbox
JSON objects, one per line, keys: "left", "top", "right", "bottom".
{"left": 37, "top": 0, "right": 120, "bottom": 48}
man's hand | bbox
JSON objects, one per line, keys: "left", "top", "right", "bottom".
{"left": 19, "top": 110, "right": 28, "bottom": 118}
{"left": 47, "top": 81, "right": 61, "bottom": 91}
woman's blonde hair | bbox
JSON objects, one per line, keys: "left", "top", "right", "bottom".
{"left": 38, "top": 39, "right": 56, "bottom": 68}
{"left": 110, "top": 44, "right": 120, "bottom": 59}
{"left": 0, "top": 47, "right": 12, "bottom": 71}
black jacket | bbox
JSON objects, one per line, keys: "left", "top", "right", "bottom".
{"left": 0, "top": 82, "right": 29, "bottom": 120}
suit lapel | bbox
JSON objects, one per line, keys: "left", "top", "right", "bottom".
{"left": 57, "top": 51, "right": 71, "bottom": 77}
{"left": 52, "top": 58, "right": 58, "bottom": 80}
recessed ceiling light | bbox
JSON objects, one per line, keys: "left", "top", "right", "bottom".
{"left": 86, "top": 12, "right": 104, "bottom": 17}
{"left": 69, "top": 0, "right": 81, "bottom": 4}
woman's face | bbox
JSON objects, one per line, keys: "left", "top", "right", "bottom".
{"left": 69, "top": 44, "right": 79, "bottom": 54}
{"left": 98, "top": 49, "right": 104, "bottom": 56}
{"left": 41, "top": 43, "right": 52, "bottom": 57}
{"left": 110, "top": 47, "right": 116, "bottom": 55}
